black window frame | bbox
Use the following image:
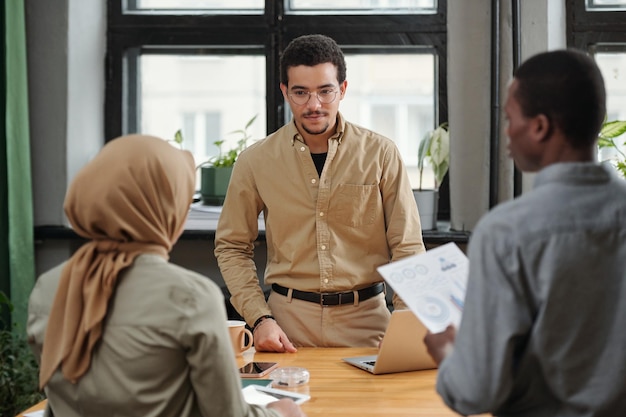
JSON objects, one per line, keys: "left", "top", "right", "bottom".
{"left": 567, "top": 0, "right": 626, "bottom": 50}
{"left": 105, "top": 0, "right": 449, "bottom": 217}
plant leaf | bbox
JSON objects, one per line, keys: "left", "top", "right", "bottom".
{"left": 245, "top": 114, "right": 258, "bottom": 130}
{"left": 417, "top": 131, "right": 433, "bottom": 171}
{"left": 417, "top": 123, "right": 451, "bottom": 188}
{"left": 599, "top": 120, "right": 626, "bottom": 139}
{"left": 174, "top": 129, "right": 184, "bottom": 145}
{"left": 429, "top": 126, "right": 450, "bottom": 166}
{"left": 429, "top": 125, "right": 450, "bottom": 186}
{"left": 598, "top": 119, "right": 626, "bottom": 180}
{"left": 433, "top": 161, "right": 449, "bottom": 188}
{"left": 616, "top": 160, "right": 626, "bottom": 178}
{"left": 0, "top": 291, "right": 13, "bottom": 312}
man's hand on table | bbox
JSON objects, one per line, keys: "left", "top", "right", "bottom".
{"left": 253, "top": 318, "right": 297, "bottom": 353}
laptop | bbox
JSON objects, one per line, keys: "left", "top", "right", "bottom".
{"left": 342, "top": 309, "right": 437, "bottom": 374}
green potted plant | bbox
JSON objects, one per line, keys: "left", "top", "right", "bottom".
{"left": 0, "top": 291, "right": 46, "bottom": 417}
{"left": 598, "top": 118, "right": 626, "bottom": 179}
{"left": 174, "top": 114, "right": 258, "bottom": 205}
{"left": 414, "top": 122, "right": 450, "bottom": 230}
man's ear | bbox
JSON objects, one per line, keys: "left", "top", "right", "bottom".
{"left": 339, "top": 80, "right": 348, "bottom": 99}
{"left": 532, "top": 114, "right": 552, "bottom": 143}
{"left": 279, "top": 83, "right": 288, "bottom": 98}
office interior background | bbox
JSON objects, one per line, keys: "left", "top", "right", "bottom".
{"left": 5, "top": 0, "right": 626, "bottom": 326}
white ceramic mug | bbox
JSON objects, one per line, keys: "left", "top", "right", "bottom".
{"left": 227, "top": 320, "right": 253, "bottom": 356}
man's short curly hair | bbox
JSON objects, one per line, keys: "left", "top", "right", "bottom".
{"left": 280, "top": 34, "right": 347, "bottom": 86}
{"left": 513, "top": 49, "right": 606, "bottom": 148}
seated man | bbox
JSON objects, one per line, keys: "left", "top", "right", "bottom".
{"left": 425, "top": 49, "right": 626, "bottom": 416}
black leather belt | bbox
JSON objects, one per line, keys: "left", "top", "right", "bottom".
{"left": 271, "top": 282, "right": 384, "bottom": 306}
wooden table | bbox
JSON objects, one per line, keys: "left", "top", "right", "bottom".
{"left": 15, "top": 400, "right": 46, "bottom": 417}
{"left": 237, "top": 347, "right": 468, "bottom": 417}
{"left": 17, "top": 347, "right": 480, "bottom": 417}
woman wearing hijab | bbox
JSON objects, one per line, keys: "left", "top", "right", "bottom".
{"left": 27, "top": 135, "right": 305, "bottom": 417}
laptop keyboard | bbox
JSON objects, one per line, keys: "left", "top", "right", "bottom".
{"left": 364, "top": 360, "right": 377, "bottom": 366}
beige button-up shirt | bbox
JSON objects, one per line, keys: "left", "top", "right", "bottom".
{"left": 215, "top": 113, "right": 425, "bottom": 326}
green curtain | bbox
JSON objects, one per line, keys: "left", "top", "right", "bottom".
{"left": 1, "top": 0, "right": 35, "bottom": 331}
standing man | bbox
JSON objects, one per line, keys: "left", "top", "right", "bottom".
{"left": 215, "top": 34, "right": 425, "bottom": 352}
{"left": 425, "top": 49, "right": 626, "bottom": 416}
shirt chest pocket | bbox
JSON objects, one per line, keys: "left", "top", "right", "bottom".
{"left": 332, "top": 184, "right": 379, "bottom": 227}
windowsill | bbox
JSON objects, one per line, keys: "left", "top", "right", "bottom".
{"left": 34, "top": 204, "right": 470, "bottom": 245}
{"left": 421, "top": 221, "right": 471, "bottom": 245}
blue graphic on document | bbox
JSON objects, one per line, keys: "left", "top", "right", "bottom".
{"left": 439, "top": 256, "right": 456, "bottom": 271}
{"left": 388, "top": 263, "right": 428, "bottom": 284}
{"left": 417, "top": 295, "right": 450, "bottom": 324}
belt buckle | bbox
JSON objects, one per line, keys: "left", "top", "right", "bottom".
{"left": 320, "top": 292, "right": 340, "bottom": 306}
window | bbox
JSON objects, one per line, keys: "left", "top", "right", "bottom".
{"left": 342, "top": 53, "right": 437, "bottom": 187}
{"left": 106, "top": 0, "right": 448, "bottom": 215}
{"left": 128, "top": 0, "right": 264, "bottom": 12}
{"left": 567, "top": 0, "right": 626, "bottom": 161}
{"left": 287, "top": 0, "right": 437, "bottom": 14}
{"left": 140, "top": 54, "right": 266, "bottom": 166}
{"left": 595, "top": 50, "right": 626, "bottom": 121}
{"left": 585, "top": 0, "right": 626, "bottom": 11}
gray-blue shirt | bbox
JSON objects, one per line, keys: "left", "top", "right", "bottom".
{"left": 437, "top": 162, "right": 626, "bottom": 416}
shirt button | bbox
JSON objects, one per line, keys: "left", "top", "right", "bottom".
{"left": 311, "top": 179, "right": 317, "bottom": 184}
{"left": 321, "top": 245, "right": 326, "bottom": 250}
{"left": 323, "top": 278, "right": 329, "bottom": 284}
{"left": 319, "top": 212, "right": 324, "bottom": 217}
{"left": 300, "top": 146, "right": 306, "bottom": 152}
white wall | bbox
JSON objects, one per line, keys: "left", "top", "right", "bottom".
{"left": 448, "top": 0, "right": 566, "bottom": 230}
{"left": 26, "top": 0, "right": 105, "bottom": 227}
{"left": 448, "top": 0, "right": 493, "bottom": 231}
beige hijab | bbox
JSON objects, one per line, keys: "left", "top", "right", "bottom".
{"left": 39, "top": 134, "right": 196, "bottom": 388}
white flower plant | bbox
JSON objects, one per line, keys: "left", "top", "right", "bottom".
{"left": 417, "top": 122, "right": 450, "bottom": 190}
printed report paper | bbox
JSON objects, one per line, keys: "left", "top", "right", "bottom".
{"left": 377, "top": 242, "right": 469, "bottom": 334}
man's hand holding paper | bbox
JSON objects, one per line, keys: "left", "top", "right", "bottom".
{"left": 377, "top": 242, "right": 469, "bottom": 334}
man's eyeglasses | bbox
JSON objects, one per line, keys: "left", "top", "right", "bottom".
{"left": 288, "top": 89, "right": 338, "bottom": 105}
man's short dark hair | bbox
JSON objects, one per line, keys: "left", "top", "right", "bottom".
{"left": 279, "top": 34, "right": 347, "bottom": 86}
{"left": 513, "top": 49, "right": 606, "bottom": 148}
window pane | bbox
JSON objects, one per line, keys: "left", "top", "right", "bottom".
{"left": 586, "top": 0, "right": 626, "bottom": 11}
{"left": 288, "top": 0, "right": 436, "bottom": 14}
{"left": 131, "top": 0, "right": 263, "bottom": 11}
{"left": 595, "top": 51, "right": 626, "bottom": 165}
{"left": 139, "top": 54, "right": 266, "bottom": 180}
{"left": 341, "top": 53, "right": 436, "bottom": 189}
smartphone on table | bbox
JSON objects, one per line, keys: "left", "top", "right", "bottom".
{"left": 239, "top": 361, "right": 279, "bottom": 378}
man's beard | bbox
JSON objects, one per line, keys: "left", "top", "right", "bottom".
{"left": 302, "top": 122, "right": 330, "bottom": 136}
{"left": 301, "top": 112, "right": 329, "bottom": 135}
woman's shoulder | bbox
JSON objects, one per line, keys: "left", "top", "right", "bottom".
{"left": 30, "top": 262, "right": 68, "bottom": 312}
{"left": 130, "top": 254, "right": 221, "bottom": 296}
{"left": 111, "top": 255, "right": 226, "bottom": 322}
